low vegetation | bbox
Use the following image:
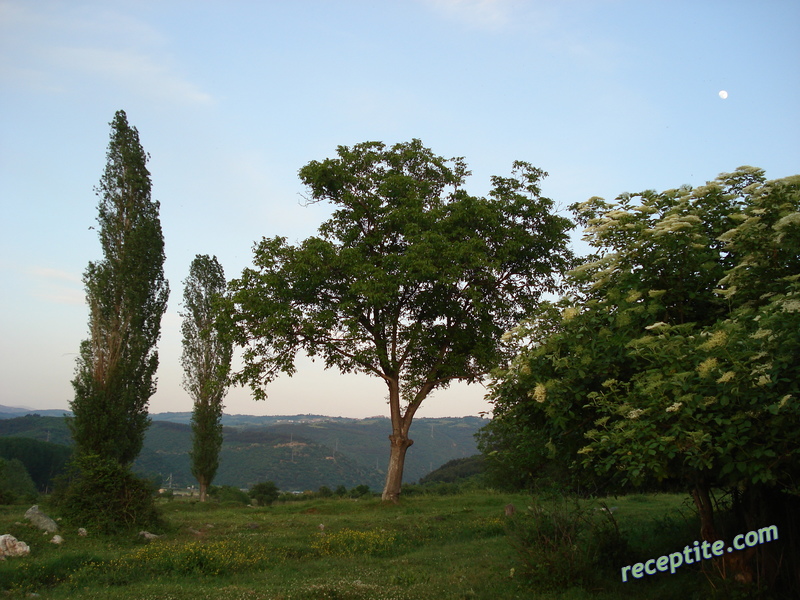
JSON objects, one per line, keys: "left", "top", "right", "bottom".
{"left": 0, "top": 490, "right": 753, "bottom": 599}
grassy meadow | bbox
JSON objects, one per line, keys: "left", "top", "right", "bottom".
{"left": 0, "top": 491, "right": 708, "bottom": 599}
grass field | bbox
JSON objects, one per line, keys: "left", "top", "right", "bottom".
{"left": 0, "top": 491, "right": 708, "bottom": 599}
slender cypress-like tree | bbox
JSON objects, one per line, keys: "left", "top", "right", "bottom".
{"left": 180, "top": 255, "right": 232, "bottom": 502}
{"left": 69, "top": 110, "right": 169, "bottom": 465}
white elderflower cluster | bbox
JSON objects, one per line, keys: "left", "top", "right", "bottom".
{"left": 782, "top": 298, "right": 800, "bottom": 313}
{"left": 697, "top": 357, "right": 718, "bottom": 377}
{"left": 625, "top": 289, "right": 642, "bottom": 303}
{"left": 699, "top": 330, "right": 727, "bottom": 350}
{"left": 666, "top": 402, "right": 683, "bottom": 413}
{"left": 562, "top": 306, "right": 580, "bottom": 321}
{"left": 751, "top": 328, "right": 773, "bottom": 340}
{"left": 529, "top": 383, "right": 547, "bottom": 403}
{"left": 717, "top": 371, "right": 736, "bottom": 383}
{"left": 627, "top": 408, "right": 645, "bottom": 420}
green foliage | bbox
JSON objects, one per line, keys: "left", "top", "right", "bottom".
{"left": 227, "top": 139, "right": 574, "bottom": 499}
{"left": 51, "top": 454, "right": 161, "bottom": 534}
{"left": 0, "top": 457, "right": 38, "bottom": 503}
{"left": 181, "top": 254, "right": 233, "bottom": 498}
{"left": 69, "top": 109, "right": 169, "bottom": 466}
{"left": 483, "top": 167, "right": 800, "bottom": 594}
{"left": 505, "top": 499, "right": 633, "bottom": 590}
{"left": 419, "top": 454, "right": 484, "bottom": 485}
{"left": 349, "top": 484, "right": 372, "bottom": 498}
{"left": 0, "top": 414, "right": 73, "bottom": 445}
{"left": 1, "top": 552, "right": 100, "bottom": 593}
{"left": 249, "top": 480, "right": 279, "bottom": 506}
{"left": 0, "top": 436, "right": 71, "bottom": 492}
{"left": 483, "top": 167, "right": 800, "bottom": 493}
{"left": 208, "top": 485, "right": 251, "bottom": 505}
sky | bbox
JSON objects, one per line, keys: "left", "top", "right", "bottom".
{"left": 1, "top": 0, "right": 798, "bottom": 419}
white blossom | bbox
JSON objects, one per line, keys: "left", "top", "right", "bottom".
{"left": 717, "top": 371, "right": 736, "bottom": 383}
{"left": 781, "top": 299, "right": 800, "bottom": 313}
{"left": 699, "top": 330, "right": 727, "bottom": 350}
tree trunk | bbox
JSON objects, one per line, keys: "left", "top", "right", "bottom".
{"left": 693, "top": 482, "right": 756, "bottom": 585}
{"left": 691, "top": 482, "right": 717, "bottom": 543}
{"left": 381, "top": 376, "right": 421, "bottom": 503}
{"left": 382, "top": 433, "right": 413, "bottom": 503}
{"left": 198, "top": 478, "right": 209, "bottom": 502}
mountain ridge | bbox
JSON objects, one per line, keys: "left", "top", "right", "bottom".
{"left": 0, "top": 409, "right": 487, "bottom": 491}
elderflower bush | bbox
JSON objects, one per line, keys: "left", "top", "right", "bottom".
{"left": 481, "top": 167, "right": 800, "bottom": 497}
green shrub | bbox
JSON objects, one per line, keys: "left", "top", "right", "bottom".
{"left": 50, "top": 454, "right": 161, "bottom": 534}
{"left": 0, "top": 457, "right": 38, "bottom": 504}
{"left": 1, "top": 552, "right": 100, "bottom": 592}
{"left": 506, "top": 499, "right": 634, "bottom": 590}
{"left": 250, "top": 481, "right": 280, "bottom": 506}
{"left": 209, "top": 485, "right": 251, "bottom": 505}
{"left": 349, "top": 484, "right": 371, "bottom": 498}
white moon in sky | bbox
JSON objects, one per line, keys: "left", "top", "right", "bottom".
{"left": 719, "top": 90, "right": 728, "bottom": 99}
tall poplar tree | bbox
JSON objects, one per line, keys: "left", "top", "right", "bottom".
{"left": 180, "top": 255, "right": 232, "bottom": 502}
{"left": 69, "top": 110, "right": 169, "bottom": 465}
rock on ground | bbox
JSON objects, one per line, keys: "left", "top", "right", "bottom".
{"left": 0, "top": 534, "right": 31, "bottom": 559}
{"left": 24, "top": 506, "right": 59, "bottom": 533}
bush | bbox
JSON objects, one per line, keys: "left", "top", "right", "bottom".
{"left": 249, "top": 481, "right": 279, "bottom": 506}
{"left": 50, "top": 454, "right": 161, "bottom": 534}
{"left": 349, "top": 484, "right": 371, "bottom": 498}
{"left": 506, "top": 498, "right": 634, "bottom": 590}
{"left": 0, "top": 457, "right": 38, "bottom": 504}
{"left": 209, "top": 485, "right": 251, "bottom": 505}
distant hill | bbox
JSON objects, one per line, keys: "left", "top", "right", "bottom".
{"left": 0, "top": 410, "right": 488, "bottom": 492}
{"left": 0, "top": 405, "right": 71, "bottom": 420}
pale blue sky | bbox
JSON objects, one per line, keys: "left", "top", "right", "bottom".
{"left": 1, "top": 0, "right": 798, "bottom": 418}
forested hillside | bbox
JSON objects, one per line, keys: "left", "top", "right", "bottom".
{"left": 0, "top": 413, "right": 485, "bottom": 491}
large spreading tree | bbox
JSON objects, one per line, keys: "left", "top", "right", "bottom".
{"left": 180, "top": 254, "right": 233, "bottom": 502}
{"left": 227, "top": 139, "right": 574, "bottom": 502}
{"left": 69, "top": 110, "right": 169, "bottom": 466}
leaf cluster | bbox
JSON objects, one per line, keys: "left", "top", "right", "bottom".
{"left": 228, "top": 140, "right": 575, "bottom": 414}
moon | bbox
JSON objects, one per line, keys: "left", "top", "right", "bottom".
{"left": 719, "top": 90, "right": 728, "bottom": 99}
